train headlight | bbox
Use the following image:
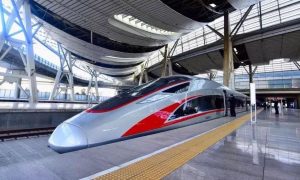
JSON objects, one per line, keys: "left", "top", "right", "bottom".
{"left": 139, "top": 94, "right": 170, "bottom": 104}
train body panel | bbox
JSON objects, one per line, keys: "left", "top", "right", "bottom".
{"left": 48, "top": 75, "right": 248, "bottom": 153}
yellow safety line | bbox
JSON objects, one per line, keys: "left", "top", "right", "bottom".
{"left": 95, "top": 109, "right": 263, "bottom": 180}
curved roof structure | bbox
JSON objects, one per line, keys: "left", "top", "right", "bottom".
{"left": 30, "top": 0, "right": 258, "bottom": 78}
{"left": 146, "top": 0, "right": 300, "bottom": 78}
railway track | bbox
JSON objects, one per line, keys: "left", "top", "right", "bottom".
{"left": 0, "top": 127, "right": 55, "bottom": 141}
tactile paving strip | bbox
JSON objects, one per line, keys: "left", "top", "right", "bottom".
{"left": 95, "top": 109, "right": 263, "bottom": 180}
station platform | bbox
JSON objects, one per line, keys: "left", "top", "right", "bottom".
{"left": 165, "top": 109, "right": 300, "bottom": 180}
{"left": 0, "top": 109, "right": 299, "bottom": 179}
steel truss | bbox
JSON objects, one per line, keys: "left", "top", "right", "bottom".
{"left": 160, "top": 39, "right": 179, "bottom": 78}
{"left": 0, "top": 0, "right": 38, "bottom": 102}
{"left": 291, "top": 59, "right": 300, "bottom": 70}
{"left": 84, "top": 66, "right": 99, "bottom": 103}
{"left": 48, "top": 43, "right": 75, "bottom": 101}
{"left": 138, "top": 58, "right": 150, "bottom": 85}
{"left": 206, "top": 5, "right": 254, "bottom": 89}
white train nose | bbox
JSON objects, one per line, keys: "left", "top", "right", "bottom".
{"left": 48, "top": 123, "right": 88, "bottom": 153}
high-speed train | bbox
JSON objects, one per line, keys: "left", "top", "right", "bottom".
{"left": 49, "top": 75, "right": 249, "bottom": 153}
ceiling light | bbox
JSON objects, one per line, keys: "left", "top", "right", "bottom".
{"left": 209, "top": 3, "right": 216, "bottom": 8}
{"left": 233, "top": 48, "right": 238, "bottom": 54}
{"left": 114, "top": 14, "right": 178, "bottom": 36}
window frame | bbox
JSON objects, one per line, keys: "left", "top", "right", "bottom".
{"left": 162, "top": 82, "right": 190, "bottom": 94}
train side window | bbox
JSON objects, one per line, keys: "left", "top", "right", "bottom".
{"left": 169, "top": 95, "right": 224, "bottom": 120}
{"left": 169, "top": 95, "right": 223, "bottom": 121}
{"left": 163, "top": 82, "right": 190, "bottom": 94}
{"left": 169, "top": 99, "right": 197, "bottom": 120}
{"left": 215, "top": 95, "right": 224, "bottom": 109}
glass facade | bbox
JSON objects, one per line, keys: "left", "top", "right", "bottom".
{"left": 146, "top": 0, "right": 300, "bottom": 68}
{"left": 199, "top": 59, "right": 300, "bottom": 90}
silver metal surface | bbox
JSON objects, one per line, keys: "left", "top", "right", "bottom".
{"left": 48, "top": 75, "right": 247, "bottom": 152}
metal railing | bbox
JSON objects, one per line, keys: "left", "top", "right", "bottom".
{"left": 34, "top": 54, "right": 91, "bottom": 81}
{"left": 34, "top": 55, "right": 59, "bottom": 70}
{"left": 0, "top": 89, "right": 111, "bottom": 103}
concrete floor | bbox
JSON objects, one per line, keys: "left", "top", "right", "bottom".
{"left": 0, "top": 112, "right": 243, "bottom": 180}
{"left": 0, "top": 109, "right": 299, "bottom": 179}
{"left": 165, "top": 108, "right": 300, "bottom": 180}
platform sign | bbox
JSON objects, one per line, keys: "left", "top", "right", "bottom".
{"left": 250, "top": 83, "right": 256, "bottom": 105}
{"left": 250, "top": 83, "right": 257, "bottom": 123}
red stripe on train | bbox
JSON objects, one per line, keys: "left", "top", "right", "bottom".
{"left": 122, "top": 96, "right": 224, "bottom": 137}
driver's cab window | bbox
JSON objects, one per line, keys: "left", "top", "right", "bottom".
{"left": 163, "top": 82, "right": 190, "bottom": 94}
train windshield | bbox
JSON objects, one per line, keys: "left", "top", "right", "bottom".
{"left": 90, "top": 76, "right": 191, "bottom": 111}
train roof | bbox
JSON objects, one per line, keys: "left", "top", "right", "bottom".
{"left": 158, "top": 75, "right": 225, "bottom": 87}
{"left": 158, "top": 75, "right": 248, "bottom": 98}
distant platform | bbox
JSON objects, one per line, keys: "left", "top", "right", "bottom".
{"left": 0, "top": 101, "right": 95, "bottom": 112}
{"left": 0, "top": 102, "right": 96, "bottom": 131}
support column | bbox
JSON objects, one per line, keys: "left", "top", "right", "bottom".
{"left": 168, "top": 60, "right": 173, "bottom": 76}
{"left": 144, "top": 70, "right": 149, "bottom": 83}
{"left": 14, "top": 78, "right": 21, "bottom": 99}
{"left": 85, "top": 67, "right": 100, "bottom": 102}
{"left": 95, "top": 75, "right": 99, "bottom": 101}
{"left": 49, "top": 69, "right": 62, "bottom": 100}
{"left": 68, "top": 73, "right": 74, "bottom": 101}
{"left": 64, "top": 87, "right": 68, "bottom": 100}
{"left": 138, "top": 59, "right": 150, "bottom": 85}
{"left": 0, "top": 0, "right": 41, "bottom": 102}
{"left": 297, "top": 95, "right": 300, "bottom": 109}
{"left": 87, "top": 76, "right": 92, "bottom": 102}
{"left": 49, "top": 44, "right": 75, "bottom": 101}
{"left": 249, "top": 63, "right": 253, "bottom": 83}
{"left": 24, "top": 0, "right": 37, "bottom": 102}
{"left": 223, "top": 11, "right": 235, "bottom": 89}
{"left": 208, "top": 6, "right": 253, "bottom": 89}
{"left": 161, "top": 44, "right": 168, "bottom": 77}
{"left": 138, "top": 71, "right": 143, "bottom": 85}
{"left": 160, "top": 39, "right": 179, "bottom": 78}
{"left": 246, "top": 63, "right": 257, "bottom": 89}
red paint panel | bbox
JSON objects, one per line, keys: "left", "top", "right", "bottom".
{"left": 122, "top": 96, "right": 223, "bottom": 137}
{"left": 122, "top": 102, "right": 180, "bottom": 137}
{"left": 86, "top": 81, "right": 189, "bottom": 113}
